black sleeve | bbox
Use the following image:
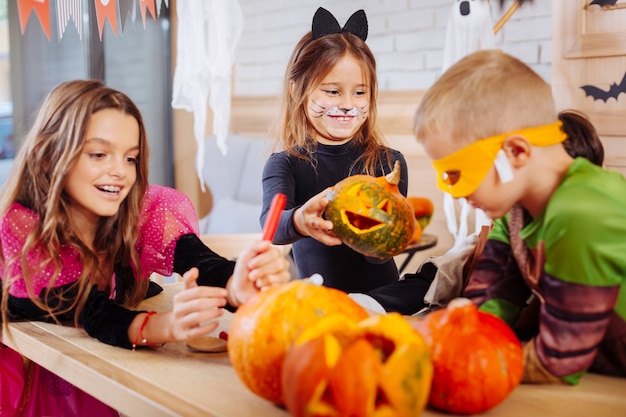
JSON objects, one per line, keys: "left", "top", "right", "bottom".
{"left": 5, "top": 283, "right": 142, "bottom": 350}
{"left": 173, "top": 234, "right": 236, "bottom": 288}
{"left": 366, "top": 262, "right": 437, "bottom": 315}
{"left": 260, "top": 153, "right": 304, "bottom": 245}
{"left": 173, "top": 234, "right": 239, "bottom": 312}
{"left": 80, "top": 286, "right": 142, "bottom": 349}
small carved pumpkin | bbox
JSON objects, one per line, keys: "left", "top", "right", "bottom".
{"left": 324, "top": 160, "right": 415, "bottom": 259}
{"left": 407, "top": 196, "right": 434, "bottom": 231}
{"left": 411, "top": 298, "right": 524, "bottom": 415}
{"left": 281, "top": 313, "right": 433, "bottom": 417}
{"left": 227, "top": 278, "right": 369, "bottom": 405}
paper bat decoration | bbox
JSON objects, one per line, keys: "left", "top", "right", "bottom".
{"left": 589, "top": 0, "right": 619, "bottom": 7}
{"left": 580, "top": 72, "right": 626, "bottom": 102}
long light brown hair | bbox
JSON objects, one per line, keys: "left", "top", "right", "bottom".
{"left": 272, "top": 30, "right": 391, "bottom": 175}
{"left": 1, "top": 79, "right": 150, "bottom": 328}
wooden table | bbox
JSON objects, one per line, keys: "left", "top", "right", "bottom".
{"left": 200, "top": 233, "right": 263, "bottom": 260}
{"left": 4, "top": 283, "right": 626, "bottom": 417}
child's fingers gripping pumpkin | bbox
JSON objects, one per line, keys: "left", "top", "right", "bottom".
{"left": 294, "top": 188, "right": 343, "bottom": 246}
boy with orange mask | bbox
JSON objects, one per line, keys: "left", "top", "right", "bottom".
{"left": 415, "top": 49, "right": 626, "bottom": 384}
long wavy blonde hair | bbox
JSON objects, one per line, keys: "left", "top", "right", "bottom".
{"left": 0, "top": 80, "right": 150, "bottom": 328}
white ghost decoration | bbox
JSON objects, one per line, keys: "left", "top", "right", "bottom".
{"left": 441, "top": 0, "right": 495, "bottom": 247}
{"left": 171, "top": 0, "right": 244, "bottom": 190}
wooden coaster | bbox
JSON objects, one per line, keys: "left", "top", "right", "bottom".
{"left": 186, "top": 336, "right": 228, "bottom": 353}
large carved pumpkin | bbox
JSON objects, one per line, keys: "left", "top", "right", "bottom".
{"left": 227, "top": 278, "right": 369, "bottom": 405}
{"left": 324, "top": 160, "right": 415, "bottom": 259}
{"left": 411, "top": 298, "right": 524, "bottom": 415}
{"left": 281, "top": 313, "right": 433, "bottom": 417}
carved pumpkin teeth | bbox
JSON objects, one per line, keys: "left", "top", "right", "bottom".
{"left": 341, "top": 210, "right": 384, "bottom": 233}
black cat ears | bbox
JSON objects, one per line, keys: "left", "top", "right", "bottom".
{"left": 294, "top": 8, "right": 368, "bottom": 62}
{"left": 311, "top": 7, "right": 368, "bottom": 42}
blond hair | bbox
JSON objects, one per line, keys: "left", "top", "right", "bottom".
{"left": 1, "top": 79, "right": 150, "bottom": 328}
{"left": 414, "top": 49, "right": 557, "bottom": 146}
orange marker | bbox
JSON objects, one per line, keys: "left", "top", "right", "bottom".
{"left": 262, "top": 193, "right": 286, "bottom": 241}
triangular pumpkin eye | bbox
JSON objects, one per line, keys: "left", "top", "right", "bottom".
{"left": 377, "top": 198, "right": 391, "bottom": 214}
{"left": 347, "top": 183, "right": 363, "bottom": 197}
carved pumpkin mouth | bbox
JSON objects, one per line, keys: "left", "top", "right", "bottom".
{"left": 339, "top": 185, "right": 393, "bottom": 234}
{"left": 341, "top": 198, "right": 391, "bottom": 234}
{"left": 340, "top": 211, "right": 384, "bottom": 233}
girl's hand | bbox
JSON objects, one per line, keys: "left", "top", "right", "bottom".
{"left": 168, "top": 268, "right": 228, "bottom": 341}
{"left": 227, "top": 240, "right": 291, "bottom": 307}
{"left": 293, "top": 188, "right": 343, "bottom": 246}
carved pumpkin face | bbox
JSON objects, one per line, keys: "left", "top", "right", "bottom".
{"left": 227, "top": 279, "right": 369, "bottom": 405}
{"left": 324, "top": 161, "right": 415, "bottom": 258}
{"left": 281, "top": 313, "right": 433, "bottom": 417}
{"left": 411, "top": 298, "right": 524, "bottom": 415}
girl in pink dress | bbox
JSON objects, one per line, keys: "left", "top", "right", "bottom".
{"left": 0, "top": 80, "right": 290, "bottom": 416}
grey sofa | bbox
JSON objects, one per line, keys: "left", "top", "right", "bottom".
{"left": 198, "top": 134, "right": 272, "bottom": 235}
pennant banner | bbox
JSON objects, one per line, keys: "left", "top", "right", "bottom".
{"left": 139, "top": 0, "right": 157, "bottom": 28}
{"left": 17, "top": 0, "right": 52, "bottom": 41}
{"left": 95, "top": 0, "right": 118, "bottom": 40}
{"left": 156, "top": 0, "right": 168, "bottom": 17}
{"left": 119, "top": 0, "right": 136, "bottom": 33}
{"left": 16, "top": 0, "right": 169, "bottom": 41}
{"left": 56, "top": 0, "right": 82, "bottom": 40}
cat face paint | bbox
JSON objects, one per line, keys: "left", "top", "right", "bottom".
{"left": 306, "top": 54, "right": 369, "bottom": 145}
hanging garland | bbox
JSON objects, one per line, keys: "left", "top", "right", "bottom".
{"left": 16, "top": 0, "right": 169, "bottom": 41}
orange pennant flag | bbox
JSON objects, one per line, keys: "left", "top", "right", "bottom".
{"left": 139, "top": 0, "right": 157, "bottom": 28}
{"left": 17, "top": 0, "right": 51, "bottom": 41}
{"left": 94, "top": 0, "right": 118, "bottom": 40}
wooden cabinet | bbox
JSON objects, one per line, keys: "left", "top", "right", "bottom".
{"left": 552, "top": 0, "right": 626, "bottom": 175}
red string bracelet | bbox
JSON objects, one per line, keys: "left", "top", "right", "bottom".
{"left": 132, "top": 311, "right": 160, "bottom": 351}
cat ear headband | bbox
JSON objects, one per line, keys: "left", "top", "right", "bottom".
{"left": 295, "top": 7, "right": 368, "bottom": 61}
{"left": 312, "top": 7, "right": 368, "bottom": 41}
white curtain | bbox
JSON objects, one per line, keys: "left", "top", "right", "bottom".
{"left": 171, "top": 0, "right": 244, "bottom": 189}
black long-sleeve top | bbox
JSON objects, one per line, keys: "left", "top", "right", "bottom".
{"left": 4, "top": 234, "right": 235, "bottom": 349}
{"left": 260, "top": 141, "right": 408, "bottom": 293}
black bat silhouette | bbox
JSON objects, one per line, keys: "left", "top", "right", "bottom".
{"left": 589, "top": 0, "right": 619, "bottom": 7}
{"left": 580, "top": 72, "right": 626, "bottom": 102}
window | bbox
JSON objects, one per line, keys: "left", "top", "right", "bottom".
{"left": 1, "top": 1, "right": 173, "bottom": 186}
{"left": 0, "top": 0, "right": 14, "bottom": 161}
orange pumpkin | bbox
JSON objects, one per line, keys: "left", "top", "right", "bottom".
{"left": 227, "top": 278, "right": 369, "bottom": 405}
{"left": 410, "top": 219, "right": 423, "bottom": 243}
{"left": 411, "top": 298, "right": 524, "bottom": 415}
{"left": 407, "top": 196, "right": 434, "bottom": 231}
{"left": 324, "top": 160, "right": 415, "bottom": 259}
{"left": 281, "top": 313, "right": 433, "bottom": 417}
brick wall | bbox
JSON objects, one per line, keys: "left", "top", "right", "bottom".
{"left": 234, "top": 0, "right": 553, "bottom": 96}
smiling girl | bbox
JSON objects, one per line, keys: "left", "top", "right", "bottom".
{"left": 260, "top": 8, "right": 409, "bottom": 293}
{"left": 0, "top": 80, "right": 290, "bottom": 416}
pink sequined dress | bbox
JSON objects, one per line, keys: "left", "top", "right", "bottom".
{"left": 0, "top": 185, "right": 235, "bottom": 417}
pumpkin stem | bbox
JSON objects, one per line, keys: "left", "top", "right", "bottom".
{"left": 385, "top": 160, "right": 401, "bottom": 185}
{"left": 447, "top": 297, "right": 478, "bottom": 330}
